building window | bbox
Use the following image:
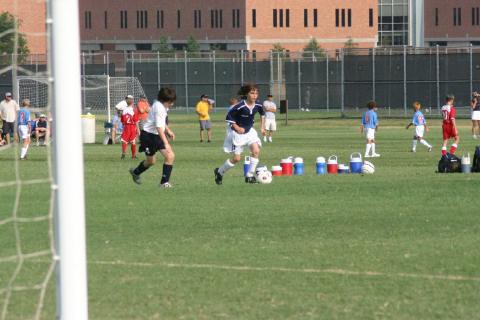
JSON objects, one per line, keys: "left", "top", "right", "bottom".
{"left": 157, "top": 10, "right": 164, "bottom": 28}
{"left": 335, "top": 9, "right": 339, "bottom": 27}
{"left": 435, "top": 8, "right": 439, "bottom": 26}
{"left": 84, "top": 11, "right": 92, "bottom": 29}
{"left": 472, "top": 7, "right": 480, "bottom": 26}
{"left": 304, "top": 9, "right": 308, "bottom": 27}
{"left": 210, "top": 10, "right": 222, "bottom": 28}
{"left": 369, "top": 8, "right": 373, "bottom": 27}
{"left": 341, "top": 9, "right": 346, "bottom": 27}
{"left": 177, "top": 10, "right": 181, "bottom": 28}
{"left": 286, "top": 9, "right": 290, "bottom": 27}
{"left": 104, "top": 11, "right": 107, "bottom": 29}
{"left": 252, "top": 9, "right": 256, "bottom": 27}
{"left": 313, "top": 9, "right": 318, "bottom": 27}
{"left": 454, "top": 7, "right": 462, "bottom": 26}
{"left": 194, "top": 10, "right": 202, "bottom": 28}
{"left": 120, "top": 10, "right": 128, "bottom": 29}
{"left": 279, "top": 9, "right": 284, "bottom": 27}
{"left": 273, "top": 9, "right": 277, "bottom": 27}
{"left": 348, "top": 9, "right": 351, "bottom": 27}
{"left": 232, "top": 9, "right": 240, "bottom": 28}
{"left": 136, "top": 10, "right": 148, "bottom": 29}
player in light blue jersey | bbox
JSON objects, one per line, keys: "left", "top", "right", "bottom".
{"left": 360, "top": 101, "right": 380, "bottom": 158}
{"left": 406, "top": 102, "right": 432, "bottom": 152}
{"left": 17, "top": 99, "right": 32, "bottom": 159}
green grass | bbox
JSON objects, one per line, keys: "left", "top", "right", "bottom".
{"left": 1, "top": 114, "right": 480, "bottom": 319}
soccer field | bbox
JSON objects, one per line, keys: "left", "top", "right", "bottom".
{"left": 1, "top": 113, "right": 480, "bottom": 319}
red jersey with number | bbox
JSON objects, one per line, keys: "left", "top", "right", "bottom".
{"left": 120, "top": 108, "right": 139, "bottom": 143}
{"left": 441, "top": 104, "right": 457, "bottom": 139}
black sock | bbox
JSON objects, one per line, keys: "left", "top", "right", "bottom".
{"left": 160, "top": 164, "right": 173, "bottom": 184}
{"left": 133, "top": 161, "right": 149, "bottom": 175}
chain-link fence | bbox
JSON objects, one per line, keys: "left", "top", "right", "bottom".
{"left": 2, "top": 46, "right": 480, "bottom": 117}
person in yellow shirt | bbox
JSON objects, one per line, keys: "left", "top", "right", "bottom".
{"left": 195, "top": 94, "right": 213, "bottom": 142}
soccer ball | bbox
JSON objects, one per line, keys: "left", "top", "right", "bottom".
{"left": 256, "top": 170, "right": 273, "bottom": 184}
{"left": 362, "top": 161, "right": 375, "bottom": 174}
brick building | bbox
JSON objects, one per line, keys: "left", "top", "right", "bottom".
{"left": 424, "top": 0, "right": 480, "bottom": 46}
{"left": 0, "top": 0, "right": 47, "bottom": 55}
{"left": 79, "top": 0, "right": 378, "bottom": 52}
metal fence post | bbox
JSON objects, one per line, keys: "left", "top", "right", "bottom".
{"left": 372, "top": 47, "right": 376, "bottom": 101}
{"left": 269, "top": 51, "right": 274, "bottom": 98}
{"left": 326, "top": 53, "right": 329, "bottom": 111}
{"left": 436, "top": 45, "right": 440, "bottom": 113}
{"left": 240, "top": 49, "right": 244, "bottom": 85}
{"left": 131, "top": 51, "right": 134, "bottom": 76}
{"left": 106, "top": 52, "right": 110, "bottom": 76}
{"left": 213, "top": 51, "right": 217, "bottom": 110}
{"left": 403, "top": 45, "right": 407, "bottom": 116}
{"left": 277, "top": 51, "right": 281, "bottom": 101}
{"left": 297, "top": 55, "right": 301, "bottom": 110}
{"left": 157, "top": 51, "right": 161, "bottom": 90}
{"left": 341, "top": 48, "right": 345, "bottom": 113}
{"left": 184, "top": 50, "right": 189, "bottom": 111}
{"left": 470, "top": 44, "right": 473, "bottom": 95}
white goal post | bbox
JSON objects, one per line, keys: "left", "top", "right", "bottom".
{"left": 17, "top": 75, "right": 147, "bottom": 123}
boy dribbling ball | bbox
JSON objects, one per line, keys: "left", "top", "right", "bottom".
{"left": 360, "top": 101, "right": 380, "bottom": 158}
{"left": 214, "top": 84, "right": 266, "bottom": 185}
{"left": 406, "top": 102, "right": 432, "bottom": 152}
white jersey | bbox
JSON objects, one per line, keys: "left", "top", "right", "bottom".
{"left": 0, "top": 99, "right": 20, "bottom": 122}
{"left": 115, "top": 100, "right": 128, "bottom": 111}
{"left": 263, "top": 100, "right": 276, "bottom": 120}
{"left": 142, "top": 101, "right": 167, "bottom": 135}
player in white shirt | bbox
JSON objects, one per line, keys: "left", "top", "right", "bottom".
{"left": 262, "top": 94, "right": 277, "bottom": 143}
{"left": 115, "top": 95, "right": 134, "bottom": 112}
{"left": 129, "top": 88, "right": 176, "bottom": 188}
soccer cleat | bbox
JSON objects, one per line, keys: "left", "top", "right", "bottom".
{"left": 132, "top": 156, "right": 138, "bottom": 160}
{"left": 428, "top": 147, "right": 432, "bottom": 152}
{"left": 263, "top": 136, "right": 267, "bottom": 142}
{"left": 160, "top": 182, "right": 172, "bottom": 188}
{"left": 245, "top": 176, "right": 257, "bottom": 184}
{"left": 364, "top": 154, "right": 371, "bottom": 158}
{"left": 121, "top": 153, "right": 126, "bottom": 160}
{"left": 411, "top": 149, "right": 416, "bottom": 153}
{"left": 214, "top": 168, "right": 223, "bottom": 185}
{"left": 207, "top": 140, "right": 211, "bottom": 143}
{"left": 268, "top": 137, "right": 273, "bottom": 143}
{"left": 129, "top": 168, "right": 141, "bottom": 185}
{"left": 371, "top": 153, "right": 381, "bottom": 158}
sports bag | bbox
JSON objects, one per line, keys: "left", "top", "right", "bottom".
{"left": 438, "top": 153, "right": 462, "bottom": 173}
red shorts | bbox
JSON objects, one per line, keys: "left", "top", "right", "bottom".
{"left": 121, "top": 126, "right": 137, "bottom": 143}
{"left": 442, "top": 124, "right": 457, "bottom": 140}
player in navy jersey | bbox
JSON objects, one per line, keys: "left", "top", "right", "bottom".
{"left": 406, "top": 102, "right": 432, "bottom": 152}
{"left": 17, "top": 99, "right": 31, "bottom": 159}
{"left": 360, "top": 101, "right": 380, "bottom": 158}
{"left": 214, "top": 84, "right": 266, "bottom": 184}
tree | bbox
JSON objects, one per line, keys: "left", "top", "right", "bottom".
{"left": 0, "top": 11, "right": 30, "bottom": 57}
{"left": 302, "top": 38, "right": 326, "bottom": 59}
{"left": 271, "top": 43, "right": 287, "bottom": 58}
{"left": 344, "top": 38, "right": 358, "bottom": 55}
{"left": 157, "top": 36, "right": 173, "bottom": 54}
{"left": 186, "top": 36, "right": 200, "bottom": 58}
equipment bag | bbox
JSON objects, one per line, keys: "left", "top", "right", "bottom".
{"left": 438, "top": 153, "right": 462, "bottom": 173}
{"left": 472, "top": 146, "right": 480, "bottom": 172}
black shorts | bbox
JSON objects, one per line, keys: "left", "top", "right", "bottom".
{"left": 139, "top": 130, "right": 165, "bottom": 156}
{"left": 2, "top": 121, "right": 14, "bottom": 135}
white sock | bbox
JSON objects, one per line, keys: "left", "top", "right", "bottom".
{"left": 247, "top": 157, "right": 259, "bottom": 177}
{"left": 218, "top": 159, "right": 235, "bottom": 175}
{"left": 420, "top": 139, "right": 431, "bottom": 148}
{"left": 412, "top": 140, "right": 418, "bottom": 151}
{"left": 365, "top": 144, "right": 372, "bottom": 156}
{"left": 371, "top": 143, "right": 376, "bottom": 154}
{"left": 20, "top": 147, "right": 27, "bottom": 158}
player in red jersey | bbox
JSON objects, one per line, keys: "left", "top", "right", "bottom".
{"left": 441, "top": 94, "right": 460, "bottom": 156}
{"left": 120, "top": 104, "right": 140, "bottom": 160}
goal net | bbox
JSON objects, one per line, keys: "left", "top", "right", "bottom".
{"left": 17, "top": 75, "right": 147, "bottom": 121}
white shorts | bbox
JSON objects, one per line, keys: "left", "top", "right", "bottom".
{"left": 18, "top": 125, "right": 29, "bottom": 140}
{"left": 265, "top": 118, "right": 277, "bottom": 131}
{"left": 364, "top": 128, "right": 375, "bottom": 140}
{"left": 472, "top": 110, "right": 480, "bottom": 120}
{"left": 415, "top": 125, "right": 425, "bottom": 138}
{"left": 223, "top": 128, "right": 262, "bottom": 154}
